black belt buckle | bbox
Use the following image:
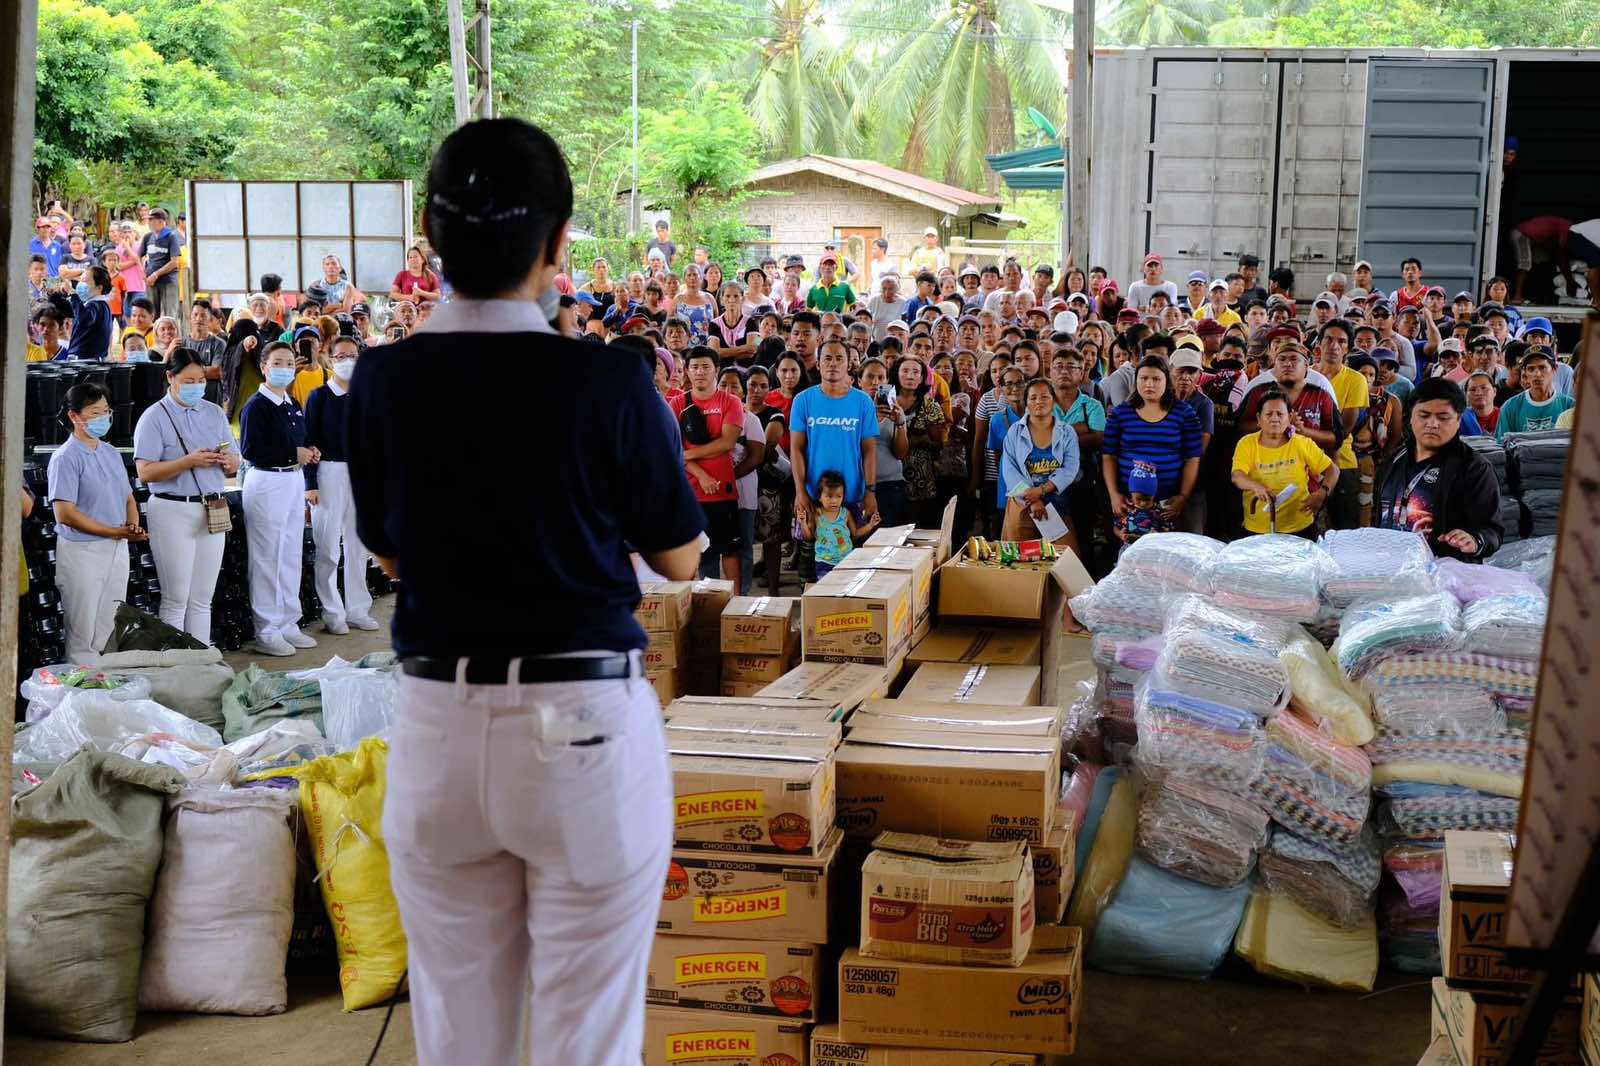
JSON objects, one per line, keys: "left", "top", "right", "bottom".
{"left": 401, "top": 652, "right": 641, "bottom": 685}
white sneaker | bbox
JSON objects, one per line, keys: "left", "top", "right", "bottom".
{"left": 324, "top": 617, "right": 350, "bottom": 636}
{"left": 253, "top": 634, "right": 296, "bottom": 657}
{"left": 280, "top": 628, "right": 319, "bottom": 650}
{"left": 347, "top": 615, "right": 381, "bottom": 632}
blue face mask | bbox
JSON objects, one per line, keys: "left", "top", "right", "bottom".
{"left": 84, "top": 414, "right": 112, "bottom": 439}
{"left": 177, "top": 382, "right": 207, "bottom": 406}
{"left": 266, "top": 367, "right": 297, "bottom": 389}
{"left": 75, "top": 281, "right": 91, "bottom": 302}
{"left": 126, "top": 350, "right": 150, "bottom": 363}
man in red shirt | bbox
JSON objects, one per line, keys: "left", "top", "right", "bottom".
{"left": 1391, "top": 257, "right": 1426, "bottom": 310}
{"left": 1511, "top": 216, "right": 1579, "bottom": 303}
{"left": 669, "top": 347, "right": 745, "bottom": 588}
{"left": 1237, "top": 343, "right": 1341, "bottom": 462}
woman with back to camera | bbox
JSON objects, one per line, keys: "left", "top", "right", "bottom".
{"left": 239, "top": 340, "right": 321, "bottom": 657}
{"left": 133, "top": 348, "right": 241, "bottom": 645}
{"left": 343, "top": 117, "right": 706, "bottom": 1066}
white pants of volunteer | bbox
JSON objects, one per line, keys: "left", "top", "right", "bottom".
{"left": 57, "top": 536, "right": 130, "bottom": 661}
{"left": 146, "top": 496, "right": 226, "bottom": 644}
{"left": 242, "top": 467, "right": 305, "bottom": 641}
{"left": 383, "top": 668, "right": 671, "bottom": 1066}
{"left": 310, "top": 460, "right": 373, "bottom": 627}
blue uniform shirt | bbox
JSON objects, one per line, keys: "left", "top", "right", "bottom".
{"left": 47, "top": 435, "right": 133, "bottom": 542}
{"left": 132, "top": 394, "right": 236, "bottom": 495}
{"left": 239, "top": 385, "right": 307, "bottom": 468}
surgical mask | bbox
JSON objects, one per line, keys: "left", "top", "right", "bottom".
{"left": 177, "top": 382, "right": 207, "bottom": 405}
{"left": 266, "top": 367, "right": 296, "bottom": 388}
{"left": 75, "top": 281, "right": 91, "bottom": 301}
{"left": 331, "top": 359, "right": 355, "bottom": 381}
{"left": 126, "top": 350, "right": 150, "bottom": 363}
{"left": 537, "top": 283, "right": 561, "bottom": 326}
{"left": 84, "top": 414, "right": 112, "bottom": 439}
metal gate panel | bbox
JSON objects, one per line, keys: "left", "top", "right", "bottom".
{"left": 1357, "top": 59, "right": 1494, "bottom": 299}
{"left": 1276, "top": 59, "right": 1367, "bottom": 289}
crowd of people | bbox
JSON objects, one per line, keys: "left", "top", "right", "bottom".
{"left": 16, "top": 189, "right": 1597, "bottom": 662}
{"left": 559, "top": 242, "right": 1592, "bottom": 591}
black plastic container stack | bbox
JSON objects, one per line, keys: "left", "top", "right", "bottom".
{"left": 18, "top": 459, "right": 65, "bottom": 696}
{"left": 210, "top": 489, "right": 253, "bottom": 651}
{"left": 123, "top": 453, "right": 161, "bottom": 613}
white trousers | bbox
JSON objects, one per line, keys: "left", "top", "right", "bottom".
{"left": 311, "top": 461, "right": 372, "bottom": 627}
{"left": 383, "top": 669, "right": 671, "bottom": 1066}
{"left": 146, "top": 496, "right": 226, "bottom": 645}
{"left": 57, "top": 536, "right": 130, "bottom": 661}
{"left": 242, "top": 467, "right": 305, "bottom": 640}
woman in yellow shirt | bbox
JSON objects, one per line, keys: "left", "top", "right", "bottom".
{"left": 1232, "top": 387, "right": 1338, "bottom": 538}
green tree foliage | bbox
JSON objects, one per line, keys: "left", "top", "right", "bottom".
{"left": 640, "top": 84, "right": 762, "bottom": 237}
{"left": 1264, "top": 0, "right": 1489, "bottom": 46}
{"left": 740, "top": 0, "right": 861, "bottom": 157}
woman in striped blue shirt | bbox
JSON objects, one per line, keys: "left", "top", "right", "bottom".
{"left": 1101, "top": 355, "right": 1203, "bottom": 539}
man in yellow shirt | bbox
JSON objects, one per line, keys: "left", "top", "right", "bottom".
{"left": 1314, "top": 318, "right": 1368, "bottom": 530}
{"left": 1232, "top": 388, "right": 1338, "bottom": 537}
{"left": 906, "top": 226, "right": 947, "bottom": 274}
{"left": 1193, "top": 279, "right": 1243, "bottom": 328}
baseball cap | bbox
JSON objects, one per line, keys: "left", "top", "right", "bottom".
{"left": 923, "top": 226, "right": 938, "bottom": 237}
{"left": 1469, "top": 332, "right": 1499, "bottom": 349}
{"left": 1187, "top": 271, "right": 1208, "bottom": 284}
{"left": 1373, "top": 347, "right": 1400, "bottom": 366}
{"left": 1479, "top": 302, "right": 1509, "bottom": 321}
{"left": 1207, "top": 279, "right": 1228, "bottom": 292}
{"left": 1426, "top": 285, "right": 1447, "bottom": 297}
{"left": 1266, "top": 323, "right": 1303, "bottom": 342}
{"left": 622, "top": 314, "right": 652, "bottom": 331}
{"left": 1453, "top": 291, "right": 1475, "bottom": 302}
{"left": 1354, "top": 260, "right": 1372, "bottom": 272}
{"left": 959, "top": 265, "right": 980, "bottom": 280}
{"left": 292, "top": 324, "right": 320, "bottom": 343}
{"left": 1346, "top": 287, "right": 1370, "bottom": 301}
{"left": 1506, "top": 136, "right": 1520, "bottom": 152}
{"left": 1100, "top": 281, "right": 1119, "bottom": 295}
{"left": 1520, "top": 316, "right": 1554, "bottom": 337}
{"left": 1194, "top": 319, "right": 1225, "bottom": 337}
{"left": 885, "top": 320, "right": 909, "bottom": 334}
{"left": 1170, "top": 349, "right": 1203, "bottom": 370}
{"left": 1314, "top": 292, "right": 1337, "bottom": 308}
{"left": 34, "top": 216, "right": 52, "bottom": 229}
{"left": 784, "top": 254, "right": 805, "bottom": 269}
{"left": 1128, "top": 462, "right": 1159, "bottom": 496}
{"left": 1025, "top": 306, "right": 1049, "bottom": 320}
{"left": 350, "top": 302, "right": 372, "bottom": 317}
{"left": 1143, "top": 253, "right": 1163, "bottom": 267}
{"left": 1370, "top": 301, "right": 1393, "bottom": 317}
{"left": 1347, "top": 353, "right": 1377, "bottom": 373}
{"left": 1067, "top": 292, "right": 1090, "bottom": 306}
{"left": 1437, "top": 337, "right": 1465, "bottom": 355}
{"left": 938, "top": 301, "right": 962, "bottom": 319}
{"left": 1053, "top": 311, "right": 1081, "bottom": 334}
{"left": 819, "top": 253, "right": 838, "bottom": 266}
{"left": 1520, "top": 345, "right": 1557, "bottom": 367}
{"left": 1116, "top": 308, "right": 1141, "bottom": 322}
{"left": 573, "top": 291, "right": 601, "bottom": 307}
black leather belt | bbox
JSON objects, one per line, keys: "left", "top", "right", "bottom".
{"left": 401, "top": 653, "right": 643, "bottom": 685}
{"left": 153, "top": 493, "right": 207, "bottom": 503}
{"left": 260, "top": 465, "right": 299, "bottom": 473}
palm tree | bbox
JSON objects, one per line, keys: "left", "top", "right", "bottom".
{"left": 738, "top": 0, "right": 861, "bottom": 158}
{"left": 849, "top": 0, "right": 1067, "bottom": 192}
{"left": 1095, "top": 0, "right": 1224, "bottom": 44}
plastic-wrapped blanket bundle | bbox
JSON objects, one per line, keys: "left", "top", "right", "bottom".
{"left": 1367, "top": 652, "right": 1539, "bottom": 702}
{"left": 1132, "top": 679, "right": 1265, "bottom": 793}
{"left": 1279, "top": 631, "right": 1375, "bottom": 746}
{"left": 1367, "top": 732, "right": 1526, "bottom": 797}
{"left": 1091, "top": 628, "right": 1160, "bottom": 671}
{"left": 1085, "top": 856, "right": 1251, "bottom": 980}
{"left": 1069, "top": 569, "right": 1173, "bottom": 634}
{"left": 1436, "top": 557, "right": 1542, "bottom": 605}
{"left": 1377, "top": 783, "right": 1521, "bottom": 840}
{"left": 1504, "top": 430, "right": 1570, "bottom": 494}
{"left": 1249, "top": 723, "right": 1371, "bottom": 851}
{"left": 1371, "top": 686, "right": 1506, "bottom": 736}
{"left": 1135, "top": 776, "right": 1270, "bottom": 887}
{"left": 1210, "top": 535, "right": 1333, "bottom": 624}
{"left": 1319, "top": 529, "right": 1436, "bottom": 608}
{"left": 1234, "top": 888, "right": 1378, "bottom": 992}
{"left": 1115, "top": 532, "right": 1224, "bottom": 594}
{"left": 1332, "top": 593, "right": 1462, "bottom": 680}
{"left": 1379, "top": 843, "right": 1444, "bottom": 973}
{"left": 1258, "top": 826, "right": 1380, "bottom": 931}
{"left": 1157, "top": 597, "right": 1291, "bottom": 717}
{"left": 1461, "top": 591, "right": 1548, "bottom": 660}
{"left": 1486, "top": 535, "right": 1555, "bottom": 592}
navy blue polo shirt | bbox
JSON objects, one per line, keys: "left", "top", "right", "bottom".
{"left": 346, "top": 299, "right": 705, "bottom": 659}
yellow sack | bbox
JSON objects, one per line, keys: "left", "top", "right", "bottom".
{"left": 1064, "top": 773, "right": 1139, "bottom": 941}
{"left": 299, "top": 738, "right": 408, "bottom": 1010}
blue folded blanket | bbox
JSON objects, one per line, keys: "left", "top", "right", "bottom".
{"left": 1084, "top": 855, "right": 1251, "bottom": 979}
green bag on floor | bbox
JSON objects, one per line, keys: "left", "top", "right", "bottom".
{"left": 221, "top": 653, "right": 397, "bottom": 743}
{"left": 7, "top": 751, "right": 184, "bottom": 1042}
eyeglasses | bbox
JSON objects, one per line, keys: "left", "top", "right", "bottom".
{"left": 1001, "top": 379, "right": 1025, "bottom": 389}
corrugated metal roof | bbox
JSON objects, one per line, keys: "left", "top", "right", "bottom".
{"left": 749, "top": 155, "right": 1002, "bottom": 213}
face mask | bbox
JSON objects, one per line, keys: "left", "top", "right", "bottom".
{"left": 332, "top": 359, "right": 355, "bottom": 380}
{"left": 126, "top": 351, "right": 150, "bottom": 363}
{"left": 266, "top": 367, "right": 297, "bottom": 388}
{"left": 84, "top": 414, "right": 112, "bottom": 439}
{"left": 177, "top": 382, "right": 207, "bottom": 405}
{"left": 537, "top": 283, "right": 561, "bottom": 325}
{"left": 75, "top": 281, "right": 91, "bottom": 301}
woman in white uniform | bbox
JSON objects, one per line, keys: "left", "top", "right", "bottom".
{"left": 47, "top": 383, "right": 147, "bottom": 660}
{"left": 304, "top": 334, "right": 377, "bottom": 634}
{"left": 239, "top": 341, "right": 321, "bottom": 656}
{"left": 132, "top": 348, "right": 242, "bottom": 644}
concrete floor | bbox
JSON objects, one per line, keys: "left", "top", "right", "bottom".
{"left": 6, "top": 588, "right": 1435, "bottom": 1064}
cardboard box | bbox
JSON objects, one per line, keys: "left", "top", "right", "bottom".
{"left": 646, "top": 627, "right": 693, "bottom": 672}
{"left": 802, "top": 569, "right": 913, "bottom": 667}
{"left": 850, "top": 699, "right": 1063, "bottom": 737}
{"left": 836, "top": 726, "right": 1060, "bottom": 845}
{"left": 811, "top": 1026, "right": 1038, "bottom": 1066}
{"left": 838, "top": 926, "right": 1082, "bottom": 1056}
{"left": 1417, "top": 1036, "right": 1461, "bottom": 1066}
{"left": 643, "top": 1006, "right": 809, "bottom": 1066}
{"left": 836, "top": 545, "right": 936, "bottom": 635}
{"left": 720, "top": 680, "right": 769, "bottom": 698}
{"left": 1033, "top": 824, "right": 1075, "bottom": 925}
{"left": 648, "top": 936, "right": 822, "bottom": 1021}
{"left": 1431, "top": 977, "right": 1582, "bottom": 1066}
{"left": 664, "top": 696, "right": 845, "bottom": 727}
{"left": 721, "top": 597, "right": 801, "bottom": 655}
{"left": 909, "top": 626, "right": 1042, "bottom": 668}
{"left": 1583, "top": 974, "right": 1599, "bottom": 1066}
{"left": 897, "top": 663, "right": 1041, "bottom": 706}
{"left": 667, "top": 731, "right": 836, "bottom": 856}
{"left": 691, "top": 579, "right": 737, "bottom": 629}
{"left": 864, "top": 496, "right": 958, "bottom": 566}
{"left": 861, "top": 832, "right": 1035, "bottom": 967}
{"left": 639, "top": 581, "right": 696, "bottom": 633}
{"left": 659, "top": 831, "right": 840, "bottom": 943}
{"left": 757, "top": 662, "right": 888, "bottom": 720}
{"left": 722, "top": 651, "right": 800, "bottom": 686}
{"left": 648, "top": 668, "right": 686, "bottom": 704}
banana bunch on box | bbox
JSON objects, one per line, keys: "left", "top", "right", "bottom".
{"left": 964, "top": 537, "right": 1059, "bottom": 567}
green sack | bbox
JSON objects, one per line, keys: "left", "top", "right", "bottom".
{"left": 103, "top": 602, "right": 208, "bottom": 654}
{"left": 220, "top": 653, "right": 396, "bottom": 743}
{"left": 8, "top": 751, "right": 184, "bottom": 1042}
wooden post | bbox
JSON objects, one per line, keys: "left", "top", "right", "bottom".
{"left": 447, "top": 0, "right": 472, "bottom": 126}
{"left": 1067, "top": 0, "right": 1092, "bottom": 271}
{"left": 1, "top": 0, "right": 42, "bottom": 1047}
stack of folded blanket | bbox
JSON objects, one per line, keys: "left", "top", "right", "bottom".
{"left": 1462, "top": 591, "right": 1548, "bottom": 659}
{"left": 1116, "top": 532, "right": 1224, "bottom": 595}
{"left": 1376, "top": 782, "right": 1522, "bottom": 840}
{"left": 1370, "top": 685, "right": 1505, "bottom": 735}
{"left": 1499, "top": 496, "right": 1524, "bottom": 543}
{"left": 1461, "top": 435, "right": 1508, "bottom": 493}
{"left": 1378, "top": 843, "right": 1445, "bottom": 973}
{"left": 1436, "top": 557, "right": 1541, "bottom": 605}
{"left": 1505, "top": 430, "right": 1570, "bottom": 494}
{"left": 1486, "top": 535, "right": 1557, "bottom": 592}
{"left": 1135, "top": 776, "right": 1271, "bottom": 887}
{"left": 1210, "top": 535, "right": 1333, "bottom": 625}
{"left": 1333, "top": 593, "right": 1462, "bottom": 679}
{"left": 1366, "top": 651, "right": 1539, "bottom": 702}
{"left": 1367, "top": 731, "right": 1526, "bottom": 797}
{"left": 1258, "top": 825, "right": 1382, "bottom": 931}
{"left": 1319, "top": 529, "right": 1436, "bottom": 608}
{"left": 1519, "top": 489, "right": 1563, "bottom": 538}
{"left": 1249, "top": 713, "right": 1372, "bottom": 851}
{"left": 1068, "top": 569, "right": 1171, "bottom": 634}
{"left": 1133, "top": 682, "right": 1264, "bottom": 792}
{"left": 1156, "top": 629, "right": 1289, "bottom": 718}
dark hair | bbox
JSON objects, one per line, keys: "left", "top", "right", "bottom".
{"left": 755, "top": 337, "right": 787, "bottom": 366}
{"left": 129, "top": 294, "right": 155, "bottom": 313}
{"left": 29, "top": 253, "right": 45, "bottom": 266}
{"left": 1320, "top": 317, "right": 1353, "bottom": 345}
{"left": 1238, "top": 254, "right": 1260, "bottom": 268}
{"left": 1268, "top": 266, "right": 1295, "bottom": 290}
{"left": 1401, "top": 257, "right": 1422, "bottom": 271}
{"left": 426, "top": 118, "right": 571, "bottom": 299}
{"left": 773, "top": 352, "right": 806, "bottom": 381}
{"left": 745, "top": 364, "right": 771, "bottom": 386}
{"left": 165, "top": 347, "right": 206, "bottom": 375}
{"left": 31, "top": 304, "right": 66, "bottom": 327}
{"left": 1220, "top": 335, "right": 1248, "bottom": 353}
{"left": 65, "top": 382, "right": 109, "bottom": 415}
{"left": 1409, "top": 375, "right": 1466, "bottom": 415}
{"left": 915, "top": 271, "right": 937, "bottom": 287}
{"left": 1140, "top": 334, "right": 1172, "bottom": 356}
{"left": 1129, "top": 355, "right": 1176, "bottom": 411}
{"left": 191, "top": 297, "right": 213, "bottom": 314}
{"left": 878, "top": 335, "right": 904, "bottom": 357}
{"left": 718, "top": 364, "right": 747, "bottom": 386}
{"left": 330, "top": 334, "right": 361, "bottom": 355}
{"left": 817, "top": 470, "right": 846, "bottom": 493}
{"left": 261, "top": 273, "right": 283, "bottom": 293}
{"left": 85, "top": 266, "right": 112, "bottom": 295}
{"left": 260, "top": 339, "right": 295, "bottom": 367}
{"left": 982, "top": 264, "right": 1001, "bottom": 277}
{"left": 684, "top": 345, "right": 718, "bottom": 368}
{"left": 1257, "top": 387, "right": 1291, "bottom": 416}
{"left": 791, "top": 310, "right": 821, "bottom": 332}
{"left": 889, "top": 355, "right": 930, "bottom": 399}
{"left": 1024, "top": 378, "right": 1055, "bottom": 404}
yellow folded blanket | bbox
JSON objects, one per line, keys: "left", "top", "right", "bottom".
{"left": 1233, "top": 888, "right": 1377, "bottom": 992}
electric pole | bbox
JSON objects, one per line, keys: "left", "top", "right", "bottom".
{"left": 1067, "top": 0, "right": 1092, "bottom": 270}
{"left": 630, "top": 18, "right": 641, "bottom": 234}
{"left": 448, "top": 0, "right": 494, "bottom": 126}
